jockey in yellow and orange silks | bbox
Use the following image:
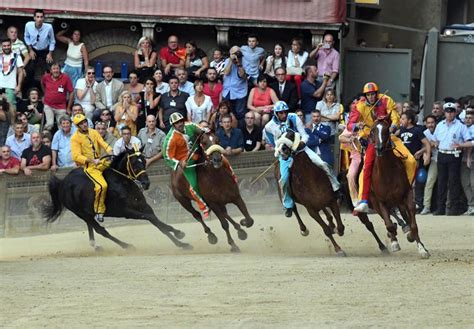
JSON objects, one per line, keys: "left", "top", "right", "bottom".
{"left": 347, "top": 82, "right": 416, "bottom": 213}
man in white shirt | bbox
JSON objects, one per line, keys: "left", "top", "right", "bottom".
{"left": 113, "top": 126, "right": 142, "bottom": 156}
{"left": 176, "top": 68, "right": 195, "bottom": 96}
{"left": 0, "top": 39, "right": 24, "bottom": 112}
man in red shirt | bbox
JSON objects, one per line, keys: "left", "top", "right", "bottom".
{"left": 0, "top": 145, "right": 20, "bottom": 175}
{"left": 41, "top": 62, "right": 74, "bottom": 131}
{"left": 203, "top": 67, "right": 223, "bottom": 110}
{"left": 160, "top": 35, "right": 185, "bottom": 78}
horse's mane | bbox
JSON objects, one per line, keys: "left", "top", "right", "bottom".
{"left": 109, "top": 151, "right": 129, "bottom": 169}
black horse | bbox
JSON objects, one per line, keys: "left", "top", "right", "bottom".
{"left": 42, "top": 148, "right": 191, "bottom": 251}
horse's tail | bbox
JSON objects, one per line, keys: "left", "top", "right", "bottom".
{"left": 42, "top": 175, "right": 65, "bottom": 223}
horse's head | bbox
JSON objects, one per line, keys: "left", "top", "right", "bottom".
{"left": 199, "top": 131, "right": 225, "bottom": 169}
{"left": 369, "top": 115, "right": 391, "bottom": 157}
{"left": 112, "top": 145, "right": 150, "bottom": 190}
{"left": 275, "top": 130, "right": 300, "bottom": 160}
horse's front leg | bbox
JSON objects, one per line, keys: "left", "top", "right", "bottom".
{"left": 122, "top": 208, "right": 192, "bottom": 250}
{"left": 234, "top": 196, "right": 254, "bottom": 228}
{"left": 293, "top": 205, "right": 309, "bottom": 236}
{"left": 400, "top": 190, "right": 430, "bottom": 259}
{"left": 375, "top": 202, "right": 400, "bottom": 252}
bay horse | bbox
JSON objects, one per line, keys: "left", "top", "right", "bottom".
{"left": 171, "top": 132, "right": 255, "bottom": 252}
{"left": 368, "top": 117, "right": 430, "bottom": 258}
{"left": 42, "top": 148, "right": 191, "bottom": 251}
{"left": 274, "top": 130, "right": 347, "bottom": 256}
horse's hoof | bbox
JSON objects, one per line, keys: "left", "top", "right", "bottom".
{"left": 420, "top": 250, "right": 431, "bottom": 259}
{"left": 381, "top": 247, "right": 390, "bottom": 255}
{"left": 240, "top": 218, "right": 254, "bottom": 228}
{"left": 124, "top": 244, "right": 135, "bottom": 251}
{"left": 237, "top": 229, "right": 248, "bottom": 240}
{"left": 337, "top": 227, "right": 345, "bottom": 237}
{"left": 180, "top": 243, "right": 193, "bottom": 250}
{"left": 174, "top": 230, "right": 185, "bottom": 240}
{"left": 402, "top": 225, "right": 411, "bottom": 234}
{"left": 406, "top": 232, "right": 415, "bottom": 243}
{"left": 336, "top": 250, "right": 347, "bottom": 257}
{"left": 207, "top": 233, "right": 218, "bottom": 245}
{"left": 391, "top": 241, "right": 401, "bottom": 252}
{"left": 230, "top": 245, "right": 241, "bottom": 253}
{"left": 300, "top": 229, "right": 309, "bottom": 236}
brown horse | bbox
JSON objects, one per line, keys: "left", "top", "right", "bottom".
{"left": 171, "top": 132, "right": 254, "bottom": 252}
{"left": 274, "top": 130, "right": 347, "bottom": 256}
{"left": 369, "top": 118, "right": 430, "bottom": 258}
{"left": 275, "top": 131, "right": 390, "bottom": 256}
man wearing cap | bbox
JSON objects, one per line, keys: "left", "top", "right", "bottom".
{"left": 348, "top": 82, "right": 416, "bottom": 213}
{"left": 431, "top": 102, "right": 471, "bottom": 216}
{"left": 163, "top": 112, "right": 211, "bottom": 218}
{"left": 71, "top": 113, "right": 113, "bottom": 223}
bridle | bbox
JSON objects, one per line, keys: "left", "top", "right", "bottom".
{"left": 109, "top": 150, "right": 147, "bottom": 189}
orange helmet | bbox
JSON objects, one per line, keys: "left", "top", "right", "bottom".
{"left": 363, "top": 82, "right": 379, "bottom": 94}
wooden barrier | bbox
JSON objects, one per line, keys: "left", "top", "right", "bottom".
{"left": 0, "top": 151, "right": 281, "bottom": 237}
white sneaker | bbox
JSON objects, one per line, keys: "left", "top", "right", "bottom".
{"left": 354, "top": 202, "right": 369, "bottom": 213}
{"left": 94, "top": 213, "right": 105, "bottom": 223}
{"left": 420, "top": 207, "right": 431, "bottom": 215}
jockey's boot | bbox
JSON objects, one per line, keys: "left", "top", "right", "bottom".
{"left": 354, "top": 200, "right": 369, "bottom": 213}
{"left": 94, "top": 213, "right": 105, "bottom": 223}
{"left": 285, "top": 208, "right": 293, "bottom": 218}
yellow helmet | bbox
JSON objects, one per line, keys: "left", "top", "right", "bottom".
{"left": 363, "top": 82, "right": 379, "bottom": 94}
{"left": 73, "top": 113, "right": 87, "bottom": 126}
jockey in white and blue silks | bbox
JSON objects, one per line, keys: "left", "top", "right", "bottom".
{"left": 264, "top": 101, "right": 340, "bottom": 217}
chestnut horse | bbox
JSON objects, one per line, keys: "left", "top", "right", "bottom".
{"left": 368, "top": 118, "right": 430, "bottom": 258}
{"left": 171, "top": 132, "right": 255, "bottom": 252}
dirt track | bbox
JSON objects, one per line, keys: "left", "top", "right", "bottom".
{"left": 1, "top": 213, "right": 473, "bottom": 328}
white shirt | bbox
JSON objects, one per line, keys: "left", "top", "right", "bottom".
{"left": 0, "top": 52, "right": 23, "bottom": 89}
{"left": 185, "top": 94, "right": 213, "bottom": 123}
{"left": 105, "top": 81, "right": 113, "bottom": 108}
{"left": 287, "top": 50, "right": 308, "bottom": 69}
{"left": 113, "top": 136, "right": 142, "bottom": 156}
{"left": 75, "top": 78, "right": 98, "bottom": 108}
{"left": 155, "top": 82, "right": 170, "bottom": 95}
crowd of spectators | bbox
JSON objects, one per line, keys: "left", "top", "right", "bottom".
{"left": 0, "top": 9, "right": 473, "bottom": 216}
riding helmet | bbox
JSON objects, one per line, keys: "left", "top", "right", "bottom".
{"left": 363, "top": 82, "right": 379, "bottom": 94}
{"left": 169, "top": 112, "right": 185, "bottom": 125}
{"left": 72, "top": 113, "right": 87, "bottom": 126}
{"left": 274, "top": 100, "right": 289, "bottom": 113}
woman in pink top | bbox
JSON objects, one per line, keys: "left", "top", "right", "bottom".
{"left": 246, "top": 75, "right": 279, "bottom": 127}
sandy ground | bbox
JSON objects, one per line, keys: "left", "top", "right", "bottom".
{"left": 0, "top": 213, "right": 473, "bottom": 328}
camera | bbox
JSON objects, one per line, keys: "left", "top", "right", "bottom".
{"left": 323, "top": 43, "right": 331, "bottom": 49}
{"left": 234, "top": 50, "right": 243, "bottom": 59}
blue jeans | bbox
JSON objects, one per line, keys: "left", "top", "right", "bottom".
{"left": 223, "top": 94, "right": 247, "bottom": 128}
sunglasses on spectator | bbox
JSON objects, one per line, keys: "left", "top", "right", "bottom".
{"left": 36, "top": 35, "right": 40, "bottom": 42}
{"left": 101, "top": 112, "right": 111, "bottom": 116}
{"left": 87, "top": 71, "right": 95, "bottom": 75}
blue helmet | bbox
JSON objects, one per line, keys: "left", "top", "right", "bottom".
{"left": 274, "top": 100, "right": 289, "bottom": 114}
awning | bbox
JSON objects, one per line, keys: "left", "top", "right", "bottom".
{"left": 1, "top": 0, "right": 346, "bottom": 25}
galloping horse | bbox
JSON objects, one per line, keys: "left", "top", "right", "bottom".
{"left": 171, "top": 132, "right": 255, "bottom": 252}
{"left": 369, "top": 117, "right": 430, "bottom": 258}
{"left": 274, "top": 130, "right": 347, "bottom": 256}
{"left": 43, "top": 148, "right": 191, "bottom": 251}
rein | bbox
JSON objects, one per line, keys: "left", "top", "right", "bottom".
{"left": 110, "top": 152, "right": 146, "bottom": 191}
